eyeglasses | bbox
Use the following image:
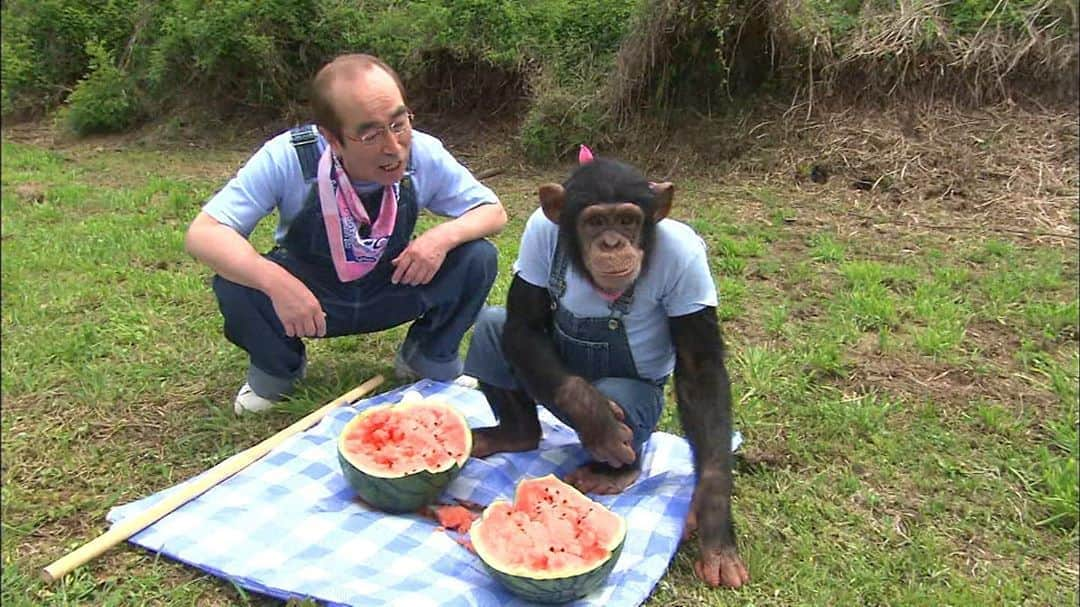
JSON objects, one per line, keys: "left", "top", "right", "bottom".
{"left": 344, "top": 112, "right": 414, "bottom": 146}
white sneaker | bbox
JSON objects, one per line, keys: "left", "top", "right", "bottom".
{"left": 233, "top": 383, "right": 278, "bottom": 415}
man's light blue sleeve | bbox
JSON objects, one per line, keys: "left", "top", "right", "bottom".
{"left": 411, "top": 132, "right": 497, "bottom": 217}
{"left": 202, "top": 135, "right": 299, "bottom": 238}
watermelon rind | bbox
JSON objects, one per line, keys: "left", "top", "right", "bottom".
{"left": 476, "top": 535, "right": 625, "bottom": 604}
{"left": 337, "top": 396, "right": 471, "bottom": 514}
{"left": 471, "top": 475, "right": 628, "bottom": 604}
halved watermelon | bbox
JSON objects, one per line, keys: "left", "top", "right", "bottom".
{"left": 471, "top": 475, "right": 626, "bottom": 603}
{"left": 337, "top": 391, "right": 471, "bottom": 513}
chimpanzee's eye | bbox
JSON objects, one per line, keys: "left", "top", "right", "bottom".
{"left": 585, "top": 215, "right": 605, "bottom": 228}
{"left": 619, "top": 214, "right": 637, "bottom": 226}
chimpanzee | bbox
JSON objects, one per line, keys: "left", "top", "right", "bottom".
{"left": 462, "top": 150, "right": 749, "bottom": 588}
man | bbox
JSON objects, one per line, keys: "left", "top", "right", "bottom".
{"left": 185, "top": 54, "right": 507, "bottom": 414}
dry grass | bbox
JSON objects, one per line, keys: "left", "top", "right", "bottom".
{"left": 605, "top": 0, "right": 700, "bottom": 120}
{"left": 774, "top": 100, "right": 1079, "bottom": 236}
{"left": 605, "top": 0, "right": 1078, "bottom": 122}
{"left": 785, "top": 0, "right": 1078, "bottom": 103}
{"left": 601, "top": 97, "right": 1078, "bottom": 254}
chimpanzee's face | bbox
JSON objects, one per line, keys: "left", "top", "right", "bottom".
{"left": 538, "top": 157, "right": 673, "bottom": 297}
{"left": 577, "top": 202, "right": 646, "bottom": 293}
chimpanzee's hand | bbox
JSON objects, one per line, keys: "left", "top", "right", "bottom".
{"left": 682, "top": 476, "right": 750, "bottom": 588}
{"left": 554, "top": 377, "right": 635, "bottom": 467}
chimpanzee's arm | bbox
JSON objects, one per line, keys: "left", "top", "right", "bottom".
{"left": 669, "top": 306, "right": 738, "bottom": 549}
{"left": 501, "top": 275, "right": 570, "bottom": 403}
{"left": 503, "top": 274, "right": 638, "bottom": 467}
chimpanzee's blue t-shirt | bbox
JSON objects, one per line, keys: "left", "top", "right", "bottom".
{"left": 513, "top": 208, "right": 719, "bottom": 381}
{"left": 202, "top": 129, "right": 497, "bottom": 242}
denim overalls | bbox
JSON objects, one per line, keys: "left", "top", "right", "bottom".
{"left": 213, "top": 126, "right": 497, "bottom": 399}
{"left": 465, "top": 242, "right": 666, "bottom": 463}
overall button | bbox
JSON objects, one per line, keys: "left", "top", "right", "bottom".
{"left": 608, "top": 319, "right": 620, "bottom": 330}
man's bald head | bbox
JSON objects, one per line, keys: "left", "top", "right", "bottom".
{"left": 311, "top": 54, "right": 407, "bottom": 142}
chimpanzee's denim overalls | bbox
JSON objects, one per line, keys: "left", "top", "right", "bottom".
{"left": 465, "top": 242, "right": 666, "bottom": 463}
{"left": 213, "top": 126, "right": 497, "bottom": 399}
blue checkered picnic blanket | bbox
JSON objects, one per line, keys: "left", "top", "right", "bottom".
{"left": 108, "top": 379, "right": 742, "bottom": 606}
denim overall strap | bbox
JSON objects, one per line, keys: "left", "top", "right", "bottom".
{"left": 547, "top": 241, "right": 641, "bottom": 381}
{"left": 278, "top": 172, "right": 419, "bottom": 289}
{"left": 290, "top": 125, "right": 320, "bottom": 182}
{"left": 548, "top": 240, "right": 570, "bottom": 304}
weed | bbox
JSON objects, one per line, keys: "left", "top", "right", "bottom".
{"left": 808, "top": 232, "right": 846, "bottom": 263}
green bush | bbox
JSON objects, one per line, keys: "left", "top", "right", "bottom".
{"left": 1, "top": 33, "right": 38, "bottom": 117}
{"left": 1, "top": 0, "right": 138, "bottom": 117}
{"left": 2, "top": 0, "right": 1076, "bottom": 151}
{"left": 144, "top": 0, "right": 321, "bottom": 111}
{"left": 61, "top": 39, "right": 138, "bottom": 135}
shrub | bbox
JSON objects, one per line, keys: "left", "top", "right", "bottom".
{"left": 1, "top": 0, "right": 138, "bottom": 117}
{"left": 2, "top": 0, "right": 1076, "bottom": 148}
{"left": 60, "top": 39, "right": 138, "bottom": 135}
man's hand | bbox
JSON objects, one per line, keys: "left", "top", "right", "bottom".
{"left": 683, "top": 477, "right": 750, "bottom": 589}
{"left": 555, "top": 377, "right": 636, "bottom": 467}
{"left": 266, "top": 275, "right": 326, "bottom": 338}
{"left": 391, "top": 231, "right": 449, "bottom": 286}
{"left": 185, "top": 212, "right": 326, "bottom": 338}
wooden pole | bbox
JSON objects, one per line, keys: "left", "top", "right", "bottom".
{"left": 41, "top": 375, "right": 385, "bottom": 584}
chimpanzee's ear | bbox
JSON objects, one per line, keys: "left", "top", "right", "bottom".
{"left": 650, "top": 181, "right": 675, "bottom": 220}
{"left": 539, "top": 183, "right": 566, "bottom": 224}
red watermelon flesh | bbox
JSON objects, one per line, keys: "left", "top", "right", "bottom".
{"left": 435, "top": 504, "right": 477, "bottom": 533}
{"left": 341, "top": 402, "right": 469, "bottom": 476}
{"left": 472, "top": 475, "right": 625, "bottom": 577}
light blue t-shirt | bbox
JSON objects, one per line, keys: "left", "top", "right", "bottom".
{"left": 202, "top": 129, "right": 498, "bottom": 242}
{"left": 513, "top": 208, "right": 719, "bottom": 381}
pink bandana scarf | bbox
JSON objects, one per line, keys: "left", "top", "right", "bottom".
{"left": 317, "top": 148, "right": 398, "bottom": 282}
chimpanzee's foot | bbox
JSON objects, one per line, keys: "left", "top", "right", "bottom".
{"left": 473, "top": 383, "right": 541, "bottom": 458}
{"left": 566, "top": 461, "right": 642, "bottom": 494}
{"left": 471, "top": 425, "right": 541, "bottom": 458}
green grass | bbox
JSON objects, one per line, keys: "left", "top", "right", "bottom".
{"left": 2, "top": 135, "right": 1078, "bottom": 606}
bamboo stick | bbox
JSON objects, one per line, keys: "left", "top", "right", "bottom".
{"left": 41, "top": 375, "right": 385, "bottom": 583}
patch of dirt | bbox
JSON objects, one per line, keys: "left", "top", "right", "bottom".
{"left": 12, "top": 182, "right": 47, "bottom": 204}
{"left": 843, "top": 345, "right": 1060, "bottom": 415}
{"left": 737, "top": 445, "right": 799, "bottom": 474}
{"left": 616, "top": 99, "right": 1079, "bottom": 251}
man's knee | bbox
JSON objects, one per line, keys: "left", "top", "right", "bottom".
{"left": 456, "top": 239, "right": 497, "bottom": 282}
{"left": 212, "top": 275, "right": 251, "bottom": 316}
